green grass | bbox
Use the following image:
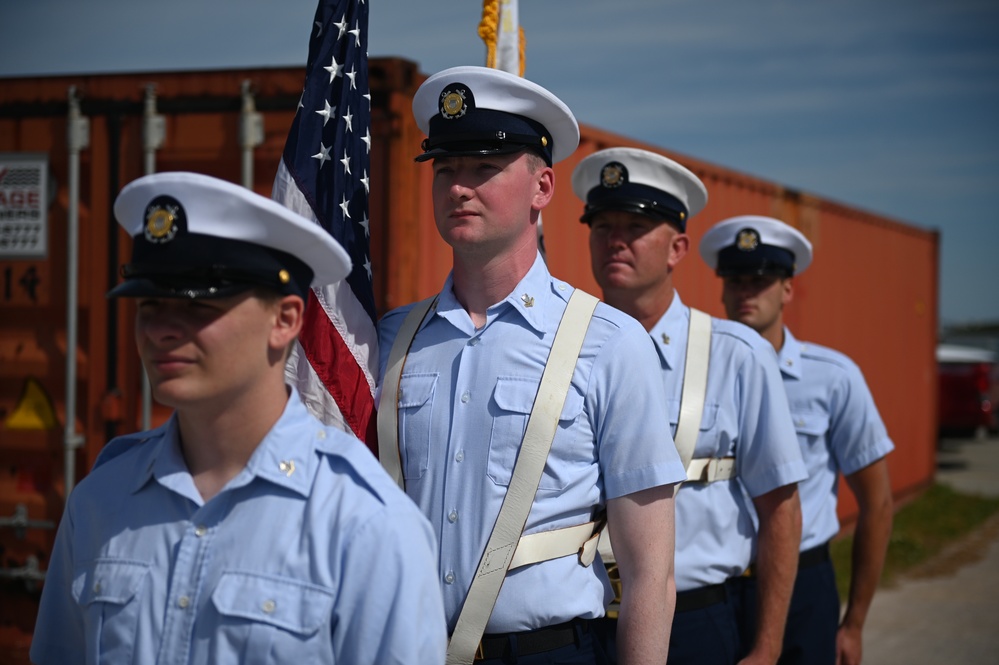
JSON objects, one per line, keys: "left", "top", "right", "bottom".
{"left": 831, "top": 483, "right": 999, "bottom": 599}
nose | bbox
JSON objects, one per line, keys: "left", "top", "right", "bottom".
{"left": 136, "top": 302, "right": 183, "bottom": 346}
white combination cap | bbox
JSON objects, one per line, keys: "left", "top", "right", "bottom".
{"left": 412, "top": 65, "right": 579, "bottom": 165}
{"left": 699, "top": 215, "right": 813, "bottom": 277}
{"left": 109, "top": 172, "right": 351, "bottom": 299}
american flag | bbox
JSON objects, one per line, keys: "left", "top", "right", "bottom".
{"left": 272, "top": 0, "right": 377, "bottom": 449}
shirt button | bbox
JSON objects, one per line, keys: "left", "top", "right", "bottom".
{"left": 448, "top": 510, "right": 458, "bottom": 523}
{"left": 445, "top": 571, "right": 455, "bottom": 585}
{"left": 178, "top": 596, "right": 191, "bottom": 609}
{"left": 460, "top": 391, "right": 470, "bottom": 403}
{"left": 469, "top": 337, "right": 480, "bottom": 346}
{"left": 455, "top": 450, "right": 464, "bottom": 463}
{"left": 262, "top": 599, "right": 277, "bottom": 614}
{"left": 194, "top": 525, "right": 207, "bottom": 537}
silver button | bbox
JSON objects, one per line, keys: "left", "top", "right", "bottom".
{"left": 448, "top": 510, "right": 458, "bottom": 523}
{"left": 460, "top": 391, "right": 470, "bottom": 403}
{"left": 445, "top": 571, "right": 455, "bottom": 585}
{"left": 262, "top": 599, "right": 276, "bottom": 614}
{"left": 455, "top": 450, "right": 464, "bottom": 463}
{"left": 195, "top": 525, "right": 207, "bottom": 537}
{"left": 178, "top": 596, "right": 191, "bottom": 609}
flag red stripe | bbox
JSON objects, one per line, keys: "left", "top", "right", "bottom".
{"left": 299, "top": 289, "right": 377, "bottom": 452}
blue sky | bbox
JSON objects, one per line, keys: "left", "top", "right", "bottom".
{"left": 2, "top": 0, "right": 997, "bottom": 326}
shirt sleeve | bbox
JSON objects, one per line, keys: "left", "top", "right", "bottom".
{"left": 828, "top": 360, "right": 895, "bottom": 475}
{"left": 589, "top": 319, "right": 686, "bottom": 499}
{"left": 30, "top": 499, "right": 84, "bottom": 664}
{"left": 331, "top": 502, "right": 447, "bottom": 664}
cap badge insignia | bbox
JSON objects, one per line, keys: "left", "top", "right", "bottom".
{"left": 600, "top": 162, "right": 626, "bottom": 188}
{"left": 521, "top": 293, "right": 535, "bottom": 308}
{"left": 143, "top": 198, "right": 182, "bottom": 244}
{"left": 737, "top": 228, "right": 760, "bottom": 252}
{"left": 440, "top": 86, "right": 468, "bottom": 120}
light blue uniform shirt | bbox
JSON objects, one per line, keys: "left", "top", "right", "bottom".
{"left": 377, "top": 254, "right": 685, "bottom": 634}
{"left": 779, "top": 328, "right": 894, "bottom": 550}
{"left": 653, "top": 294, "right": 807, "bottom": 592}
{"left": 31, "top": 389, "right": 447, "bottom": 665}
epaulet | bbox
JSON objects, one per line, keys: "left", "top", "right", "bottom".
{"left": 93, "top": 425, "right": 166, "bottom": 470}
{"left": 798, "top": 341, "right": 856, "bottom": 371}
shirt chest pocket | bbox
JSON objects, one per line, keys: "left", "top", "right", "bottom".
{"left": 668, "top": 399, "right": 723, "bottom": 456}
{"left": 397, "top": 372, "right": 440, "bottom": 480}
{"left": 72, "top": 559, "right": 150, "bottom": 665}
{"left": 212, "top": 572, "right": 334, "bottom": 664}
{"left": 488, "top": 376, "right": 585, "bottom": 491}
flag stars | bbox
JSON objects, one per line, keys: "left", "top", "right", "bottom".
{"left": 363, "top": 256, "right": 372, "bottom": 279}
{"left": 312, "top": 143, "right": 331, "bottom": 168}
{"left": 361, "top": 128, "right": 371, "bottom": 153}
{"left": 360, "top": 214, "right": 370, "bottom": 237}
{"left": 334, "top": 16, "right": 348, "bottom": 40}
{"left": 324, "top": 55, "right": 343, "bottom": 83}
{"left": 349, "top": 23, "right": 361, "bottom": 47}
{"left": 339, "top": 195, "right": 351, "bottom": 219}
{"left": 346, "top": 66, "right": 358, "bottom": 90}
{"left": 340, "top": 149, "right": 351, "bottom": 175}
{"left": 363, "top": 92, "right": 371, "bottom": 111}
{"left": 316, "top": 99, "right": 335, "bottom": 126}
{"left": 343, "top": 109, "right": 354, "bottom": 133}
{"left": 360, "top": 170, "right": 369, "bottom": 194}
{"left": 314, "top": 20, "right": 322, "bottom": 38}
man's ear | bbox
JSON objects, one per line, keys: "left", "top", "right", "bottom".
{"left": 667, "top": 231, "right": 690, "bottom": 270}
{"left": 532, "top": 166, "right": 555, "bottom": 211}
{"left": 782, "top": 278, "right": 794, "bottom": 306}
{"left": 271, "top": 295, "right": 305, "bottom": 353}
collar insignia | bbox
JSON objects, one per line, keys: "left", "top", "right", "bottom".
{"left": 521, "top": 293, "right": 535, "bottom": 308}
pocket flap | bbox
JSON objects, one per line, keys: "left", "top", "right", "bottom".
{"left": 212, "top": 571, "right": 334, "bottom": 635}
{"left": 73, "top": 559, "right": 150, "bottom": 607}
{"left": 493, "top": 377, "right": 584, "bottom": 421}
{"left": 792, "top": 411, "right": 828, "bottom": 436}
{"left": 398, "top": 373, "right": 438, "bottom": 409}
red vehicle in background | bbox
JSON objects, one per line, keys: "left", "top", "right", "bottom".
{"left": 937, "top": 344, "right": 999, "bottom": 438}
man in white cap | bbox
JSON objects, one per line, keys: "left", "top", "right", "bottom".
{"left": 377, "top": 67, "right": 685, "bottom": 664}
{"left": 30, "top": 172, "right": 447, "bottom": 665}
{"left": 700, "top": 215, "right": 894, "bottom": 665}
{"left": 573, "top": 147, "right": 807, "bottom": 665}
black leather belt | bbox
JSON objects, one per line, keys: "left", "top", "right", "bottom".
{"left": 475, "top": 619, "right": 586, "bottom": 661}
{"left": 799, "top": 542, "right": 831, "bottom": 569}
{"left": 675, "top": 582, "right": 728, "bottom": 612}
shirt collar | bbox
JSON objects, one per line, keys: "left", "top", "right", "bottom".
{"left": 137, "top": 388, "right": 320, "bottom": 501}
{"left": 648, "top": 290, "right": 686, "bottom": 370}
{"left": 778, "top": 326, "right": 803, "bottom": 380}
{"left": 433, "top": 252, "right": 553, "bottom": 336}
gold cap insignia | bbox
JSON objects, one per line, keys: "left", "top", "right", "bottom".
{"left": 737, "top": 229, "right": 760, "bottom": 252}
{"left": 143, "top": 201, "right": 181, "bottom": 244}
{"left": 440, "top": 87, "right": 468, "bottom": 120}
{"left": 278, "top": 269, "right": 291, "bottom": 284}
{"left": 600, "top": 162, "right": 626, "bottom": 188}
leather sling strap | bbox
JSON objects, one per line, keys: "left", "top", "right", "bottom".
{"left": 377, "top": 296, "right": 437, "bottom": 489}
{"left": 675, "top": 308, "right": 712, "bottom": 471}
{"left": 377, "top": 294, "right": 604, "bottom": 563}
{"left": 446, "top": 289, "right": 599, "bottom": 665}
